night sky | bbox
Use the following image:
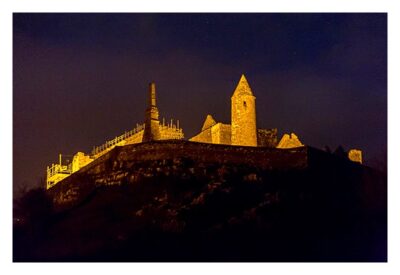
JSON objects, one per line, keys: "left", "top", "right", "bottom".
{"left": 13, "top": 13, "right": 387, "bottom": 193}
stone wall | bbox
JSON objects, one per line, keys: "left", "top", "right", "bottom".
{"left": 189, "top": 115, "right": 216, "bottom": 143}
{"left": 191, "top": 125, "right": 279, "bottom": 148}
{"left": 159, "top": 125, "right": 184, "bottom": 140}
{"left": 231, "top": 75, "right": 257, "bottom": 146}
{"left": 72, "top": 152, "right": 93, "bottom": 173}
{"left": 190, "top": 123, "right": 231, "bottom": 145}
{"left": 348, "top": 149, "right": 363, "bottom": 164}
{"left": 93, "top": 130, "right": 144, "bottom": 159}
{"left": 48, "top": 140, "right": 309, "bottom": 208}
{"left": 125, "top": 130, "right": 144, "bottom": 145}
{"left": 257, "top": 128, "right": 278, "bottom": 147}
{"left": 211, "top": 123, "right": 231, "bottom": 145}
{"left": 190, "top": 128, "right": 212, "bottom": 143}
{"left": 46, "top": 172, "right": 69, "bottom": 190}
{"left": 277, "top": 133, "right": 304, "bottom": 149}
{"left": 190, "top": 75, "right": 261, "bottom": 147}
{"left": 201, "top": 115, "right": 217, "bottom": 131}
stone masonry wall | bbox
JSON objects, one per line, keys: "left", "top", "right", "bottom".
{"left": 48, "top": 140, "right": 309, "bottom": 209}
{"left": 211, "top": 123, "right": 231, "bottom": 145}
{"left": 190, "top": 128, "right": 212, "bottom": 143}
{"left": 231, "top": 76, "right": 257, "bottom": 146}
{"left": 159, "top": 125, "right": 184, "bottom": 140}
{"left": 257, "top": 128, "right": 278, "bottom": 147}
{"left": 125, "top": 130, "right": 144, "bottom": 145}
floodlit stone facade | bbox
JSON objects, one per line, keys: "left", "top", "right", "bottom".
{"left": 45, "top": 74, "right": 364, "bottom": 190}
{"left": 348, "top": 149, "right": 363, "bottom": 164}
{"left": 46, "top": 162, "right": 71, "bottom": 190}
{"left": 190, "top": 115, "right": 232, "bottom": 145}
{"left": 72, "top": 152, "right": 93, "bottom": 173}
{"left": 190, "top": 74, "right": 278, "bottom": 147}
{"left": 276, "top": 133, "right": 304, "bottom": 149}
{"left": 231, "top": 74, "right": 257, "bottom": 146}
{"left": 211, "top": 123, "right": 231, "bottom": 145}
{"left": 189, "top": 115, "right": 216, "bottom": 143}
{"left": 143, "top": 83, "right": 161, "bottom": 142}
{"left": 46, "top": 82, "right": 184, "bottom": 189}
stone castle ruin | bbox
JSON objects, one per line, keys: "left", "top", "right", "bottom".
{"left": 46, "top": 74, "right": 362, "bottom": 189}
{"left": 46, "top": 82, "right": 183, "bottom": 189}
{"left": 190, "top": 74, "right": 281, "bottom": 147}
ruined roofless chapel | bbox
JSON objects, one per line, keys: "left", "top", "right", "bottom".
{"left": 190, "top": 74, "right": 284, "bottom": 147}
{"left": 45, "top": 74, "right": 362, "bottom": 189}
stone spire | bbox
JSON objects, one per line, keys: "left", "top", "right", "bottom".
{"left": 231, "top": 74, "right": 257, "bottom": 146}
{"left": 148, "top": 82, "right": 157, "bottom": 107}
{"left": 143, "top": 82, "right": 161, "bottom": 142}
{"left": 232, "top": 74, "right": 254, "bottom": 97}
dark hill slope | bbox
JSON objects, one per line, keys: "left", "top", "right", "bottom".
{"left": 13, "top": 141, "right": 386, "bottom": 261}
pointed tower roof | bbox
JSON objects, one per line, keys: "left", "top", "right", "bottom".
{"left": 232, "top": 74, "right": 254, "bottom": 98}
{"left": 201, "top": 114, "right": 217, "bottom": 131}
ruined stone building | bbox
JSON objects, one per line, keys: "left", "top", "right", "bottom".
{"left": 190, "top": 74, "right": 293, "bottom": 148}
{"left": 276, "top": 133, "right": 303, "bottom": 149}
{"left": 188, "top": 75, "right": 363, "bottom": 164}
{"left": 46, "top": 83, "right": 184, "bottom": 189}
{"left": 46, "top": 74, "right": 362, "bottom": 190}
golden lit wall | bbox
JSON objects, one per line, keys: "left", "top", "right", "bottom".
{"left": 348, "top": 149, "right": 363, "bottom": 164}
{"left": 231, "top": 75, "right": 257, "bottom": 147}
{"left": 72, "top": 152, "right": 93, "bottom": 173}
{"left": 159, "top": 125, "right": 184, "bottom": 140}
{"left": 190, "top": 123, "right": 230, "bottom": 145}
{"left": 211, "top": 123, "right": 231, "bottom": 145}
{"left": 190, "top": 128, "right": 212, "bottom": 143}
{"left": 125, "top": 130, "right": 144, "bottom": 145}
{"left": 46, "top": 165, "right": 70, "bottom": 189}
{"left": 143, "top": 83, "right": 161, "bottom": 142}
{"left": 276, "top": 133, "right": 304, "bottom": 149}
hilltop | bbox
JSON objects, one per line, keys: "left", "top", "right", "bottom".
{"left": 13, "top": 140, "right": 386, "bottom": 261}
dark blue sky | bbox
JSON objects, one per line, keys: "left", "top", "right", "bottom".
{"left": 13, "top": 13, "right": 387, "bottom": 191}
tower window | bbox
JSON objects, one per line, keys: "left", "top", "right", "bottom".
{"left": 243, "top": 101, "right": 247, "bottom": 108}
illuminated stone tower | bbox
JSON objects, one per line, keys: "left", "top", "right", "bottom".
{"left": 143, "top": 82, "right": 161, "bottom": 142}
{"left": 231, "top": 74, "right": 257, "bottom": 146}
